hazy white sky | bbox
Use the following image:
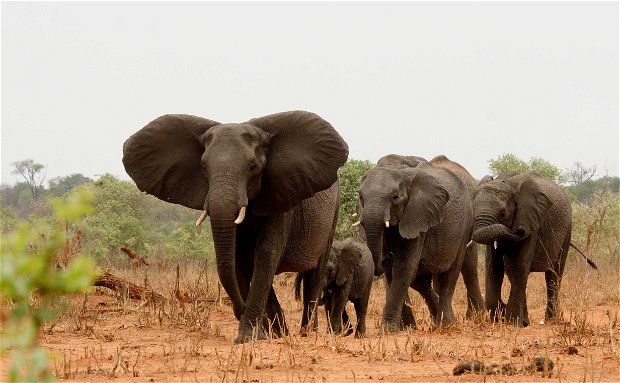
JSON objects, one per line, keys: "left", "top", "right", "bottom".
{"left": 2, "top": 1, "right": 618, "bottom": 185}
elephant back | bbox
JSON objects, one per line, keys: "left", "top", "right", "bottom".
{"left": 429, "top": 155, "right": 477, "bottom": 195}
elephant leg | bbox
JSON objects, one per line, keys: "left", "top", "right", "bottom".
{"left": 328, "top": 287, "right": 348, "bottom": 335}
{"left": 435, "top": 257, "right": 463, "bottom": 327}
{"left": 384, "top": 259, "right": 416, "bottom": 329}
{"left": 342, "top": 309, "right": 353, "bottom": 336}
{"left": 485, "top": 246, "right": 506, "bottom": 322}
{"left": 546, "top": 234, "right": 569, "bottom": 322}
{"left": 321, "top": 291, "right": 333, "bottom": 329}
{"left": 235, "top": 220, "right": 286, "bottom": 344}
{"left": 505, "top": 259, "right": 530, "bottom": 328}
{"left": 461, "top": 245, "right": 485, "bottom": 318}
{"left": 353, "top": 282, "right": 371, "bottom": 338}
{"left": 545, "top": 268, "right": 561, "bottom": 322}
{"left": 383, "top": 240, "right": 422, "bottom": 333}
{"left": 301, "top": 270, "right": 321, "bottom": 332}
{"left": 264, "top": 287, "right": 288, "bottom": 338}
{"left": 411, "top": 274, "right": 439, "bottom": 319}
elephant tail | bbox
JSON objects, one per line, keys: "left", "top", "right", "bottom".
{"left": 570, "top": 242, "right": 598, "bottom": 270}
{"left": 294, "top": 272, "right": 303, "bottom": 301}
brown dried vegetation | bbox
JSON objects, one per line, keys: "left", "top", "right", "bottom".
{"left": 1, "top": 252, "right": 617, "bottom": 382}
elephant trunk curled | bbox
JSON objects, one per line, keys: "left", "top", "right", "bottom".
{"left": 472, "top": 223, "right": 521, "bottom": 244}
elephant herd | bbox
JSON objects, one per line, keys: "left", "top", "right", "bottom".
{"left": 123, "top": 110, "right": 597, "bottom": 344}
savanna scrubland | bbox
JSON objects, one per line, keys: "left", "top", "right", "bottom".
{"left": 1, "top": 156, "right": 618, "bottom": 382}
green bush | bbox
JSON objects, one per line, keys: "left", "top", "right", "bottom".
{"left": 335, "top": 159, "right": 374, "bottom": 240}
{"left": 0, "top": 188, "right": 98, "bottom": 383}
{"left": 570, "top": 187, "right": 620, "bottom": 266}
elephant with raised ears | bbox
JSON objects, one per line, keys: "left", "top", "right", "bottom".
{"left": 123, "top": 111, "right": 348, "bottom": 343}
{"left": 357, "top": 156, "right": 474, "bottom": 331}
{"left": 297, "top": 238, "right": 374, "bottom": 337}
{"left": 472, "top": 171, "right": 591, "bottom": 327}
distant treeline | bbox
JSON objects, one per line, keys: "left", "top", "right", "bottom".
{"left": 1, "top": 155, "right": 618, "bottom": 266}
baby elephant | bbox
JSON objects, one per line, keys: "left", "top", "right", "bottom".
{"left": 320, "top": 238, "right": 374, "bottom": 337}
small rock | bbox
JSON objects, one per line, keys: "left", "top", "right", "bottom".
{"left": 453, "top": 360, "right": 485, "bottom": 375}
{"left": 511, "top": 347, "right": 524, "bottom": 357}
{"left": 484, "top": 363, "right": 501, "bottom": 375}
{"left": 567, "top": 346, "right": 578, "bottom": 355}
{"left": 527, "top": 356, "right": 554, "bottom": 373}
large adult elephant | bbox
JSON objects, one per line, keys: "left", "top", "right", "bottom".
{"left": 123, "top": 111, "right": 348, "bottom": 343}
{"left": 471, "top": 172, "right": 573, "bottom": 327}
{"left": 357, "top": 155, "right": 476, "bottom": 331}
{"left": 376, "top": 155, "right": 485, "bottom": 320}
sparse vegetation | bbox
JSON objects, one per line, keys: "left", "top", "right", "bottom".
{"left": 0, "top": 158, "right": 618, "bottom": 381}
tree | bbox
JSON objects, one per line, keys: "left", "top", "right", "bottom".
{"left": 529, "top": 157, "right": 565, "bottom": 184}
{"left": 566, "top": 176, "right": 620, "bottom": 202}
{"left": 80, "top": 174, "right": 147, "bottom": 262}
{"left": 47, "top": 173, "right": 92, "bottom": 197}
{"left": 565, "top": 162, "right": 597, "bottom": 186}
{"left": 488, "top": 153, "right": 529, "bottom": 177}
{"left": 488, "top": 153, "right": 564, "bottom": 183}
{"left": 335, "top": 159, "right": 374, "bottom": 240}
{"left": 11, "top": 159, "right": 47, "bottom": 200}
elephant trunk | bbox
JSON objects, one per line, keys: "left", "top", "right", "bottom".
{"left": 472, "top": 223, "right": 521, "bottom": 244}
{"left": 362, "top": 210, "right": 387, "bottom": 276}
{"left": 208, "top": 185, "right": 247, "bottom": 321}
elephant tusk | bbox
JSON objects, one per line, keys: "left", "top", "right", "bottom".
{"left": 385, "top": 220, "right": 390, "bottom": 228}
{"left": 352, "top": 213, "right": 358, "bottom": 218}
{"left": 351, "top": 220, "right": 361, "bottom": 227}
{"left": 234, "top": 206, "right": 246, "bottom": 225}
{"left": 195, "top": 210, "right": 208, "bottom": 228}
{"left": 493, "top": 241, "right": 498, "bottom": 250}
{"left": 466, "top": 240, "right": 473, "bottom": 248}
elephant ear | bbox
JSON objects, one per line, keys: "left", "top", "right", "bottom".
{"left": 247, "top": 111, "right": 349, "bottom": 216}
{"left": 122, "top": 114, "right": 220, "bottom": 210}
{"left": 507, "top": 174, "right": 553, "bottom": 236}
{"left": 399, "top": 168, "right": 449, "bottom": 239}
{"left": 336, "top": 239, "right": 363, "bottom": 286}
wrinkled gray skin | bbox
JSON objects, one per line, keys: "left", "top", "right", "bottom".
{"left": 123, "top": 111, "right": 348, "bottom": 343}
{"left": 358, "top": 155, "right": 475, "bottom": 331}
{"left": 319, "top": 239, "right": 374, "bottom": 338}
{"left": 472, "top": 172, "right": 571, "bottom": 327}
{"left": 376, "top": 155, "right": 485, "bottom": 324}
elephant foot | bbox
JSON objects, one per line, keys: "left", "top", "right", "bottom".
{"left": 343, "top": 325, "right": 354, "bottom": 337}
{"left": 435, "top": 310, "right": 456, "bottom": 328}
{"left": 466, "top": 298, "right": 486, "bottom": 320}
{"left": 505, "top": 313, "right": 529, "bottom": 328}
{"left": 234, "top": 316, "right": 268, "bottom": 344}
{"left": 402, "top": 307, "right": 417, "bottom": 330}
{"left": 354, "top": 325, "right": 366, "bottom": 338}
{"left": 382, "top": 319, "right": 402, "bottom": 334}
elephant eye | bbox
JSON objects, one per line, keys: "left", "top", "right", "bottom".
{"left": 499, "top": 210, "right": 506, "bottom": 218}
{"left": 249, "top": 162, "right": 258, "bottom": 172}
{"left": 392, "top": 194, "right": 399, "bottom": 201}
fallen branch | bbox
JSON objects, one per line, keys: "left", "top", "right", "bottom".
{"left": 93, "top": 272, "right": 165, "bottom": 303}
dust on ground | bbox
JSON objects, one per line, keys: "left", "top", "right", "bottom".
{"left": 1, "top": 263, "right": 618, "bottom": 382}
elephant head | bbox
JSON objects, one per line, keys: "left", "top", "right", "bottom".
{"left": 322, "top": 239, "right": 364, "bottom": 289}
{"left": 471, "top": 172, "right": 553, "bottom": 245}
{"left": 122, "top": 111, "right": 348, "bottom": 319}
{"left": 358, "top": 164, "right": 449, "bottom": 276}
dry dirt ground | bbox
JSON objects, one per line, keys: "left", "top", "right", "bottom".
{"left": 2, "top": 260, "right": 619, "bottom": 382}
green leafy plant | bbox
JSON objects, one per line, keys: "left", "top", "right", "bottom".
{"left": 0, "top": 187, "right": 98, "bottom": 382}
